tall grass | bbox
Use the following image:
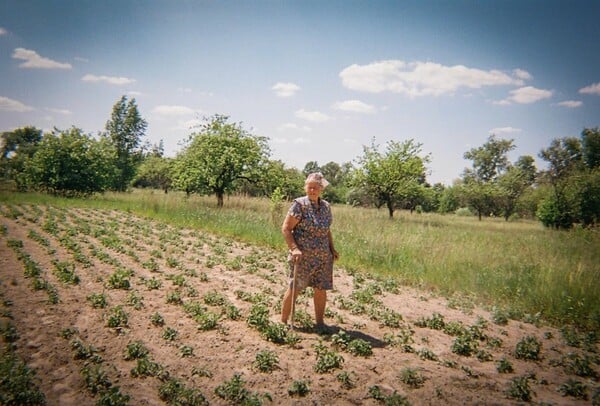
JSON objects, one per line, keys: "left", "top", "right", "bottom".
{"left": 1, "top": 190, "right": 598, "bottom": 331}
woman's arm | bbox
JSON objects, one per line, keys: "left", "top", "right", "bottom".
{"left": 282, "top": 214, "right": 302, "bottom": 260}
{"left": 328, "top": 230, "right": 339, "bottom": 261}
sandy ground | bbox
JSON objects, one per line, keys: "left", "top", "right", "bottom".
{"left": 0, "top": 204, "right": 598, "bottom": 405}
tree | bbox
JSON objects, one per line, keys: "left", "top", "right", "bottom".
{"left": 0, "top": 126, "right": 42, "bottom": 189}
{"left": 104, "top": 95, "right": 148, "bottom": 191}
{"left": 496, "top": 155, "right": 537, "bottom": 220}
{"left": 581, "top": 127, "right": 600, "bottom": 169}
{"left": 24, "top": 128, "right": 115, "bottom": 196}
{"left": 351, "top": 139, "right": 430, "bottom": 218}
{"left": 461, "top": 135, "right": 516, "bottom": 220}
{"left": 172, "top": 114, "right": 270, "bottom": 206}
{"left": 132, "top": 156, "right": 173, "bottom": 193}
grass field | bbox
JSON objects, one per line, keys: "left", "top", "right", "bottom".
{"left": 1, "top": 189, "right": 598, "bottom": 333}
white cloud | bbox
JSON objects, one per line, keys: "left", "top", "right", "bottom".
{"left": 277, "top": 122, "right": 312, "bottom": 132}
{"left": 82, "top": 74, "right": 135, "bottom": 85}
{"left": 74, "top": 56, "right": 89, "bottom": 63}
{"left": 293, "top": 137, "right": 311, "bottom": 144}
{"left": 174, "top": 118, "right": 203, "bottom": 131}
{"left": 512, "top": 69, "right": 532, "bottom": 81}
{"left": 557, "top": 100, "right": 583, "bottom": 108}
{"left": 488, "top": 126, "right": 522, "bottom": 135}
{"left": 333, "top": 99, "right": 375, "bottom": 114}
{"left": 127, "top": 91, "right": 143, "bottom": 96}
{"left": 502, "top": 86, "right": 553, "bottom": 104}
{"left": 0, "top": 27, "right": 7, "bottom": 35}
{"left": 12, "top": 48, "right": 72, "bottom": 69}
{"left": 339, "top": 60, "right": 524, "bottom": 97}
{"left": 152, "top": 105, "right": 196, "bottom": 116}
{"left": 579, "top": 82, "right": 600, "bottom": 95}
{"left": 295, "top": 109, "right": 330, "bottom": 123}
{"left": 0, "top": 96, "right": 34, "bottom": 112}
{"left": 45, "top": 107, "right": 72, "bottom": 115}
{"left": 178, "top": 87, "right": 193, "bottom": 93}
{"left": 272, "top": 82, "right": 301, "bottom": 97}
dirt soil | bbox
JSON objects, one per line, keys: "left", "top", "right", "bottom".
{"left": 0, "top": 204, "right": 598, "bottom": 405}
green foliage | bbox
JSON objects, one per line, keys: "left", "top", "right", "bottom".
{"left": 162, "top": 327, "right": 178, "bottom": 341}
{"left": 52, "top": 260, "right": 79, "bottom": 285}
{"left": 214, "top": 373, "right": 266, "bottom": 405}
{"left": 87, "top": 292, "right": 108, "bottom": 309}
{"left": 81, "top": 364, "right": 111, "bottom": 395}
{"left": 0, "top": 352, "right": 46, "bottom": 405}
{"left": 515, "top": 336, "right": 542, "bottom": 360}
{"left": 253, "top": 350, "right": 279, "bottom": 373}
{"left": 506, "top": 376, "right": 533, "bottom": 401}
{"left": 132, "top": 156, "right": 173, "bottom": 192}
{"left": 351, "top": 138, "right": 430, "bottom": 217}
{"left": 104, "top": 95, "right": 148, "bottom": 192}
{"left": 368, "top": 385, "right": 410, "bottom": 405}
{"left": 399, "top": 367, "right": 425, "bottom": 388}
{"left": 150, "top": 312, "right": 165, "bottom": 327}
{"left": 106, "top": 306, "right": 129, "bottom": 329}
{"left": 24, "top": 128, "right": 115, "bottom": 196}
{"left": 130, "top": 357, "right": 163, "bottom": 378}
{"left": 314, "top": 342, "right": 344, "bottom": 373}
{"left": 496, "top": 357, "right": 514, "bottom": 373}
{"left": 451, "top": 334, "right": 479, "bottom": 357}
{"left": 288, "top": 380, "right": 310, "bottom": 397}
{"left": 159, "top": 377, "right": 208, "bottom": 406}
{"left": 558, "top": 379, "right": 588, "bottom": 400}
{"left": 123, "top": 341, "right": 149, "bottom": 360}
{"left": 106, "top": 269, "right": 131, "bottom": 290}
{"left": 172, "top": 114, "right": 270, "bottom": 206}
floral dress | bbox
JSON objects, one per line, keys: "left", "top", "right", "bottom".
{"left": 288, "top": 196, "right": 334, "bottom": 290}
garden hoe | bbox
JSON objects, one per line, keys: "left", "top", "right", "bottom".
{"left": 290, "top": 259, "right": 298, "bottom": 331}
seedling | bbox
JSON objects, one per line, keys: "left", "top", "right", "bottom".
{"left": 253, "top": 349, "right": 279, "bottom": 373}
{"left": 515, "top": 336, "right": 542, "bottom": 360}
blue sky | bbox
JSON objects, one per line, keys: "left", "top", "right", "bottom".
{"left": 1, "top": 0, "right": 599, "bottom": 185}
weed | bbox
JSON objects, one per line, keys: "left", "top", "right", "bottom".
{"left": 146, "top": 313, "right": 164, "bottom": 328}
{"left": 506, "top": 376, "right": 533, "bottom": 402}
{"left": 52, "top": 260, "right": 80, "bottom": 285}
{"left": 337, "top": 371, "right": 357, "bottom": 389}
{"left": 87, "top": 292, "right": 108, "bottom": 309}
{"left": 162, "top": 327, "right": 178, "bottom": 341}
{"left": 180, "top": 345, "right": 194, "bottom": 358}
{"left": 314, "top": 342, "right": 344, "bottom": 373}
{"left": 202, "top": 290, "right": 228, "bottom": 306}
{"left": 253, "top": 350, "right": 279, "bottom": 373}
{"left": 96, "top": 386, "right": 131, "bottom": 406}
{"left": 515, "top": 336, "right": 542, "bottom": 360}
{"left": 417, "top": 348, "right": 438, "bottom": 361}
{"left": 166, "top": 291, "right": 183, "bottom": 305}
{"left": 123, "top": 341, "right": 149, "bottom": 360}
{"left": 368, "top": 385, "right": 410, "bottom": 405}
{"left": 558, "top": 379, "right": 588, "bottom": 400}
{"left": 194, "top": 311, "right": 219, "bottom": 331}
{"left": 288, "top": 380, "right": 310, "bottom": 397}
{"left": 159, "top": 377, "right": 208, "bottom": 406}
{"left": 81, "top": 364, "right": 111, "bottom": 395}
{"left": 562, "top": 352, "right": 596, "bottom": 378}
{"left": 145, "top": 277, "right": 162, "bottom": 290}
{"left": 126, "top": 291, "right": 144, "bottom": 310}
{"left": 0, "top": 352, "right": 46, "bottom": 405}
{"left": 415, "top": 312, "right": 445, "bottom": 330}
{"left": 451, "top": 333, "right": 478, "bottom": 356}
{"left": 214, "top": 373, "right": 266, "bottom": 404}
{"left": 399, "top": 367, "right": 425, "bottom": 388}
{"left": 106, "top": 306, "right": 129, "bottom": 329}
{"left": 106, "top": 269, "right": 131, "bottom": 290}
{"left": 131, "top": 357, "right": 164, "bottom": 378}
{"left": 496, "top": 357, "right": 514, "bottom": 373}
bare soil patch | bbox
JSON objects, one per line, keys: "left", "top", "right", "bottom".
{"left": 0, "top": 204, "right": 598, "bottom": 405}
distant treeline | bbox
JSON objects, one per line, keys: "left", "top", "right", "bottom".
{"left": 1, "top": 96, "right": 598, "bottom": 229}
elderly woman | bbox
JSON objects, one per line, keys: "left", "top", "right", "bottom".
{"left": 280, "top": 172, "right": 339, "bottom": 330}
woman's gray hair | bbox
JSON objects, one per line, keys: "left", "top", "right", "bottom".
{"left": 305, "top": 172, "right": 329, "bottom": 188}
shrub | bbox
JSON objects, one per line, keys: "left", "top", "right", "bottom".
{"left": 496, "top": 357, "right": 514, "bottom": 373}
{"left": 506, "top": 376, "right": 533, "bottom": 401}
{"left": 558, "top": 379, "right": 588, "bottom": 400}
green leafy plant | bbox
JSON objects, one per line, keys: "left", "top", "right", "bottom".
{"left": 124, "top": 341, "right": 149, "bottom": 360}
{"left": 106, "top": 306, "right": 129, "bottom": 329}
{"left": 81, "top": 364, "right": 111, "bottom": 395}
{"left": 288, "top": 380, "right": 310, "bottom": 397}
{"left": 368, "top": 385, "right": 410, "bottom": 405}
{"left": 87, "top": 292, "right": 108, "bottom": 309}
{"left": 337, "top": 371, "right": 357, "bottom": 389}
{"left": 162, "top": 327, "right": 178, "bottom": 341}
{"left": 496, "top": 357, "right": 514, "bottom": 373}
{"left": 159, "top": 377, "right": 208, "bottom": 406}
{"left": 506, "top": 376, "right": 533, "bottom": 402}
{"left": 515, "top": 336, "right": 542, "bottom": 360}
{"left": 253, "top": 349, "right": 279, "bottom": 373}
{"left": 399, "top": 367, "right": 425, "bottom": 388}
{"left": 150, "top": 312, "right": 165, "bottom": 327}
{"left": 314, "top": 342, "right": 344, "bottom": 373}
{"left": 558, "top": 379, "right": 588, "bottom": 400}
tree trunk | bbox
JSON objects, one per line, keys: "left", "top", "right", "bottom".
{"left": 387, "top": 199, "right": 394, "bottom": 218}
{"left": 216, "top": 191, "right": 224, "bottom": 207}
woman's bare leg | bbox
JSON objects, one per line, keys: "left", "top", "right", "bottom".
{"left": 313, "top": 288, "right": 327, "bottom": 326}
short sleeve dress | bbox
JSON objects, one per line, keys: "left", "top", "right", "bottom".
{"left": 287, "top": 196, "right": 334, "bottom": 290}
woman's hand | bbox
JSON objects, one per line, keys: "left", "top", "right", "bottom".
{"left": 332, "top": 249, "right": 339, "bottom": 261}
{"left": 290, "top": 247, "right": 302, "bottom": 261}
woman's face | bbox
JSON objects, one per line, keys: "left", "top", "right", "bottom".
{"left": 305, "top": 181, "right": 322, "bottom": 200}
